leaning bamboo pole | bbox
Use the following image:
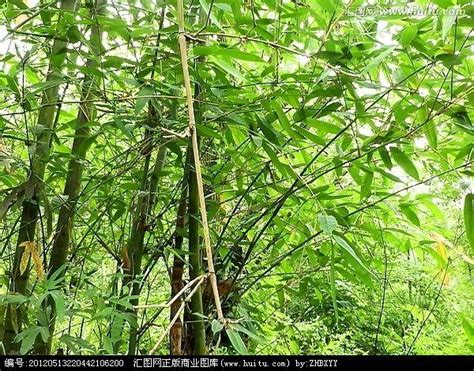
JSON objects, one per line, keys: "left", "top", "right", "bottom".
{"left": 176, "top": 0, "right": 225, "bottom": 326}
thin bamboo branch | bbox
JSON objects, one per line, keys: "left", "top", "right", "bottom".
{"left": 187, "top": 32, "right": 360, "bottom": 77}
{"left": 135, "top": 274, "right": 206, "bottom": 310}
{"left": 243, "top": 159, "right": 474, "bottom": 296}
{"left": 149, "top": 274, "right": 206, "bottom": 354}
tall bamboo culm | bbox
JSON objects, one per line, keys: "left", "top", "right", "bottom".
{"left": 34, "top": 0, "right": 106, "bottom": 355}
{"left": 2, "top": 0, "right": 76, "bottom": 354}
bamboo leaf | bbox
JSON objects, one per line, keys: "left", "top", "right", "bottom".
{"left": 333, "top": 235, "right": 370, "bottom": 275}
{"left": 442, "top": 7, "right": 458, "bottom": 39}
{"left": 318, "top": 214, "right": 338, "bottom": 235}
{"left": 390, "top": 147, "right": 420, "bottom": 180}
{"left": 135, "top": 85, "right": 153, "bottom": 115}
{"left": 211, "top": 319, "right": 223, "bottom": 334}
{"left": 49, "top": 291, "right": 65, "bottom": 322}
{"left": 226, "top": 328, "right": 248, "bottom": 355}
{"left": 16, "top": 326, "right": 44, "bottom": 354}
{"left": 262, "top": 142, "right": 287, "bottom": 176}
{"left": 461, "top": 316, "right": 474, "bottom": 346}
{"left": 425, "top": 121, "right": 438, "bottom": 149}
{"left": 399, "top": 25, "right": 418, "bottom": 47}
{"left": 194, "top": 45, "right": 264, "bottom": 62}
{"left": 400, "top": 204, "right": 420, "bottom": 227}
{"left": 362, "top": 47, "right": 395, "bottom": 74}
{"left": 360, "top": 171, "right": 374, "bottom": 200}
{"left": 271, "top": 100, "right": 300, "bottom": 140}
{"left": 196, "top": 124, "right": 222, "bottom": 139}
{"left": 212, "top": 57, "right": 246, "bottom": 80}
{"left": 378, "top": 147, "right": 393, "bottom": 170}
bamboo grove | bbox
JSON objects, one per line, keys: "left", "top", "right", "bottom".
{"left": 0, "top": 0, "right": 473, "bottom": 356}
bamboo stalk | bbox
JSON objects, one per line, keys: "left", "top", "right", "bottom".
{"left": 2, "top": 0, "right": 76, "bottom": 354}
{"left": 169, "top": 156, "right": 188, "bottom": 355}
{"left": 113, "top": 5, "right": 168, "bottom": 355}
{"left": 187, "top": 141, "right": 206, "bottom": 354}
{"left": 34, "top": 0, "right": 106, "bottom": 355}
{"left": 128, "top": 143, "right": 168, "bottom": 355}
{"left": 176, "top": 0, "right": 224, "bottom": 324}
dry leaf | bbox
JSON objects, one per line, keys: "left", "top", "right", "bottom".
{"left": 31, "top": 248, "right": 45, "bottom": 281}
{"left": 431, "top": 233, "right": 450, "bottom": 285}
{"left": 18, "top": 241, "right": 43, "bottom": 280}
{"left": 19, "top": 242, "right": 32, "bottom": 276}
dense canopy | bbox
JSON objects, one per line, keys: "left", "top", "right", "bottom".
{"left": 0, "top": 0, "right": 473, "bottom": 355}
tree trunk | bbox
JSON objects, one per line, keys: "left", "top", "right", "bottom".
{"left": 2, "top": 0, "right": 76, "bottom": 354}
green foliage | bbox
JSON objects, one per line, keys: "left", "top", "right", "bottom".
{"left": 464, "top": 194, "right": 474, "bottom": 252}
{"left": 0, "top": 0, "right": 473, "bottom": 357}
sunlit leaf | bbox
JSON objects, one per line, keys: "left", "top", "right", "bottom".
{"left": 390, "top": 147, "right": 420, "bottom": 180}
